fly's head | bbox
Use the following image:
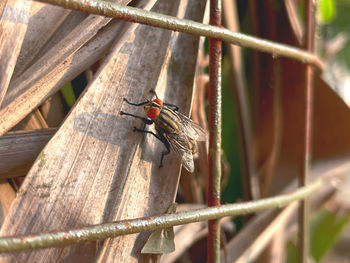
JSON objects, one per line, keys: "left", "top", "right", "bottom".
{"left": 144, "top": 99, "right": 163, "bottom": 119}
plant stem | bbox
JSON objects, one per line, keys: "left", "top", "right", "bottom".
{"left": 37, "top": 0, "right": 324, "bottom": 70}
{"left": 298, "top": 0, "right": 316, "bottom": 262}
{"left": 208, "top": 0, "right": 222, "bottom": 261}
{"left": 223, "top": 0, "right": 260, "bottom": 201}
{"left": 0, "top": 180, "right": 323, "bottom": 254}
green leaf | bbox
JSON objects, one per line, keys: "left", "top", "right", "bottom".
{"left": 287, "top": 209, "right": 350, "bottom": 262}
{"left": 318, "top": 0, "right": 336, "bottom": 23}
{"left": 60, "top": 83, "right": 76, "bottom": 108}
{"left": 310, "top": 209, "right": 350, "bottom": 261}
{"left": 221, "top": 56, "right": 243, "bottom": 204}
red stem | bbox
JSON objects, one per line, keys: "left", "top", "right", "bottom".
{"left": 208, "top": 0, "right": 222, "bottom": 262}
{"left": 298, "top": 0, "right": 315, "bottom": 262}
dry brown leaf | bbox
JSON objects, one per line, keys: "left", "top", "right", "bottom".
{"left": 284, "top": 0, "right": 304, "bottom": 45}
{"left": 0, "top": 129, "right": 56, "bottom": 179}
{"left": 0, "top": 180, "right": 16, "bottom": 226}
{"left": 0, "top": 0, "right": 158, "bottom": 137}
{"left": 0, "top": 0, "right": 206, "bottom": 262}
{"left": 12, "top": 110, "right": 48, "bottom": 131}
{"left": 12, "top": 2, "right": 71, "bottom": 77}
{"left": 39, "top": 93, "right": 66, "bottom": 127}
{"left": 141, "top": 204, "right": 177, "bottom": 255}
{"left": 0, "top": 0, "right": 31, "bottom": 105}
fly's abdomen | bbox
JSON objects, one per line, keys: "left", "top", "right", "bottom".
{"left": 188, "top": 138, "right": 197, "bottom": 154}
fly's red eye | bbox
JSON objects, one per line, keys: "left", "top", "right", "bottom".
{"left": 146, "top": 107, "right": 160, "bottom": 119}
{"left": 153, "top": 98, "right": 163, "bottom": 106}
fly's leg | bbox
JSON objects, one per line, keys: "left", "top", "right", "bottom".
{"left": 158, "top": 132, "right": 170, "bottom": 168}
{"left": 149, "top": 90, "right": 179, "bottom": 111}
{"left": 133, "top": 128, "right": 170, "bottom": 168}
{"left": 121, "top": 97, "right": 152, "bottom": 124}
{"left": 133, "top": 127, "right": 161, "bottom": 139}
{"left": 163, "top": 103, "right": 179, "bottom": 111}
{"left": 120, "top": 111, "right": 154, "bottom": 125}
{"left": 123, "top": 98, "right": 149, "bottom": 107}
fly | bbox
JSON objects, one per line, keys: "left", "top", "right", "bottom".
{"left": 120, "top": 91, "right": 207, "bottom": 172}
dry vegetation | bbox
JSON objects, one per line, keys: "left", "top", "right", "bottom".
{"left": 0, "top": 0, "right": 350, "bottom": 262}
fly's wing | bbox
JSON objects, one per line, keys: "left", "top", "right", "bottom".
{"left": 175, "top": 111, "right": 207, "bottom": 141}
{"left": 165, "top": 133, "right": 195, "bottom": 173}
